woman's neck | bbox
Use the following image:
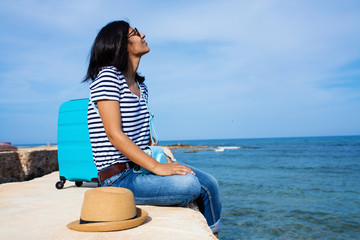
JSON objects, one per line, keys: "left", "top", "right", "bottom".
{"left": 123, "top": 56, "right": 140, "bottom": 86}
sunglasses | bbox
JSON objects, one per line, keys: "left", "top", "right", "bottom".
{"left": 127, "top": 28, "right": 141, "bottom": 38}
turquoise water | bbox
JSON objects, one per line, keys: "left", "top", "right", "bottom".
{"left": 162, "top": 136, "right": 360, "bottom": 240}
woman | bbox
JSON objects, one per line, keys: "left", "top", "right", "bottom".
{"left": 83, "top": 20, "right": 221, "bottom": 235}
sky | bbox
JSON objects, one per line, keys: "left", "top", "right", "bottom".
{"left": 0, "top": 0, "right": 360, "bottom": 144}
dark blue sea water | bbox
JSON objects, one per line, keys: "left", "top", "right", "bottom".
{"left": 162, "top": 136, "right": 360, "bottom": 240}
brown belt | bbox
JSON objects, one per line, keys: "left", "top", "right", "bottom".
{"left": 98, "top": 162, "right": 135, "bottom": 182}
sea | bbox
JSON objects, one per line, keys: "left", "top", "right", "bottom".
{"left": 160, "top": 136, "right": 360, "bottom": 240}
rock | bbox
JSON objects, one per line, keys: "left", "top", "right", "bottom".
{"left": 0, "top": 151, "right": 25, "bottom": 183}
{"left": 185, "top": 149, "right": 200, "bottom": 153}
{"left": 0, "top": 142, "right": 18, "bottom": 151}
{"left": 0, "top": 146, "right": 58, "bottom": 184}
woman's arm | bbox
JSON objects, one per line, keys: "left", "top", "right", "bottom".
{"left": 97, "top": 100, "right": 193, "bottom": 176}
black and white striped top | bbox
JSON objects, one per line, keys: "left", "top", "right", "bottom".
{"left": 87, "top": 66, "right": 150, "bottom": 171}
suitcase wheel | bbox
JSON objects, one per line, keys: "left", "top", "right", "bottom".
{"left": 75, "top": 181, "right": 83, "bottom": 187}
{"left": 55, "top": 180, "right": 66, "bottom": 189}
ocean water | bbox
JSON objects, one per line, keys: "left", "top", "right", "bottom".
{"left": 162, "top": 136, "right": 360, "bottom": 240}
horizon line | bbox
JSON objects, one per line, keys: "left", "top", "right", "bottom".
{"left": 10, "top": 134, "right": 360, "bottom": 146}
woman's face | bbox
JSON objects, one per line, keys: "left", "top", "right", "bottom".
{"left": 127, "top": 27, "right": 150, "bottom": 57}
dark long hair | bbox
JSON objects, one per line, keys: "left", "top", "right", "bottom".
{"left": 83, "top": 20, "right": 145, "bottom": 83}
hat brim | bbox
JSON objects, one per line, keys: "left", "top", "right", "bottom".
{"left": 67, "top": 208, "right": 148, "bottom": 232}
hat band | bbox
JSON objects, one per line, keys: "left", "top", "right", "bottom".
{"left": 79, "top": 215, "right": 137, "bottom": 225}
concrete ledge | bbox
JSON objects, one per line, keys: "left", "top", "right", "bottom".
{"left": 0, "top": 146, "right": 58, "bottom": 183}
{"left": 0, "top": 172, "right": 215, "bottom": 240}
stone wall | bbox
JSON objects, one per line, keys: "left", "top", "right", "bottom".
{"left": 0, "top": 146, "right": 58, "bottom": 184}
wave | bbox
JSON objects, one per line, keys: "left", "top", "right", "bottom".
{"left": 214, "top": 146, "right": 241, "bottom": 152}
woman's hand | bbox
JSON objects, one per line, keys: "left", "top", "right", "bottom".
{"left": 152, "top": 162, "right": 195, "bottom": 176}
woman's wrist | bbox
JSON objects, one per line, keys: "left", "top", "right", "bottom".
{"left": 149, "top": 161, "right": 165, "bottom": 175}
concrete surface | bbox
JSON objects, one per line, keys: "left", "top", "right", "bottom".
{"left": 0, "top": 171, "right": 215, "bottom": 240}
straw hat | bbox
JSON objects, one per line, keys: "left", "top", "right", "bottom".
{"left": 67, "top": 187, "right": 148, "bottom": 232}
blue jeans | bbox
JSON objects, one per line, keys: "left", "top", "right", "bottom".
{"left": 100, "top": 163, "right": 222, "bottom": 233}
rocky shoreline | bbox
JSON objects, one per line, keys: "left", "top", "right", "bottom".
{"left": 164, "top": 143, "right": 215, "bottom": 153}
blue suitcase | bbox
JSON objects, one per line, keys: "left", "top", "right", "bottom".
{"left": 56, "top": 99, "right": 99, "bottom": 189}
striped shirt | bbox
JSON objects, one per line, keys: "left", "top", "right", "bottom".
{"left": 87, "top": 66, "right": 150, "bottom": 171}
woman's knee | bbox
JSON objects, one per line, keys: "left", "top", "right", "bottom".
{"left": 207, "top": 173, "right": 220, "bottom": 189}
{"left": 171, "top": 173, "right": 201, "bottom": 205}
{"left": 195, "top": 169, "right": 220, "bottom": 191}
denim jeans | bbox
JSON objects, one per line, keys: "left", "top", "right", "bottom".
{"left": 100, "top": 163, "right": 222, "bottom": 233}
